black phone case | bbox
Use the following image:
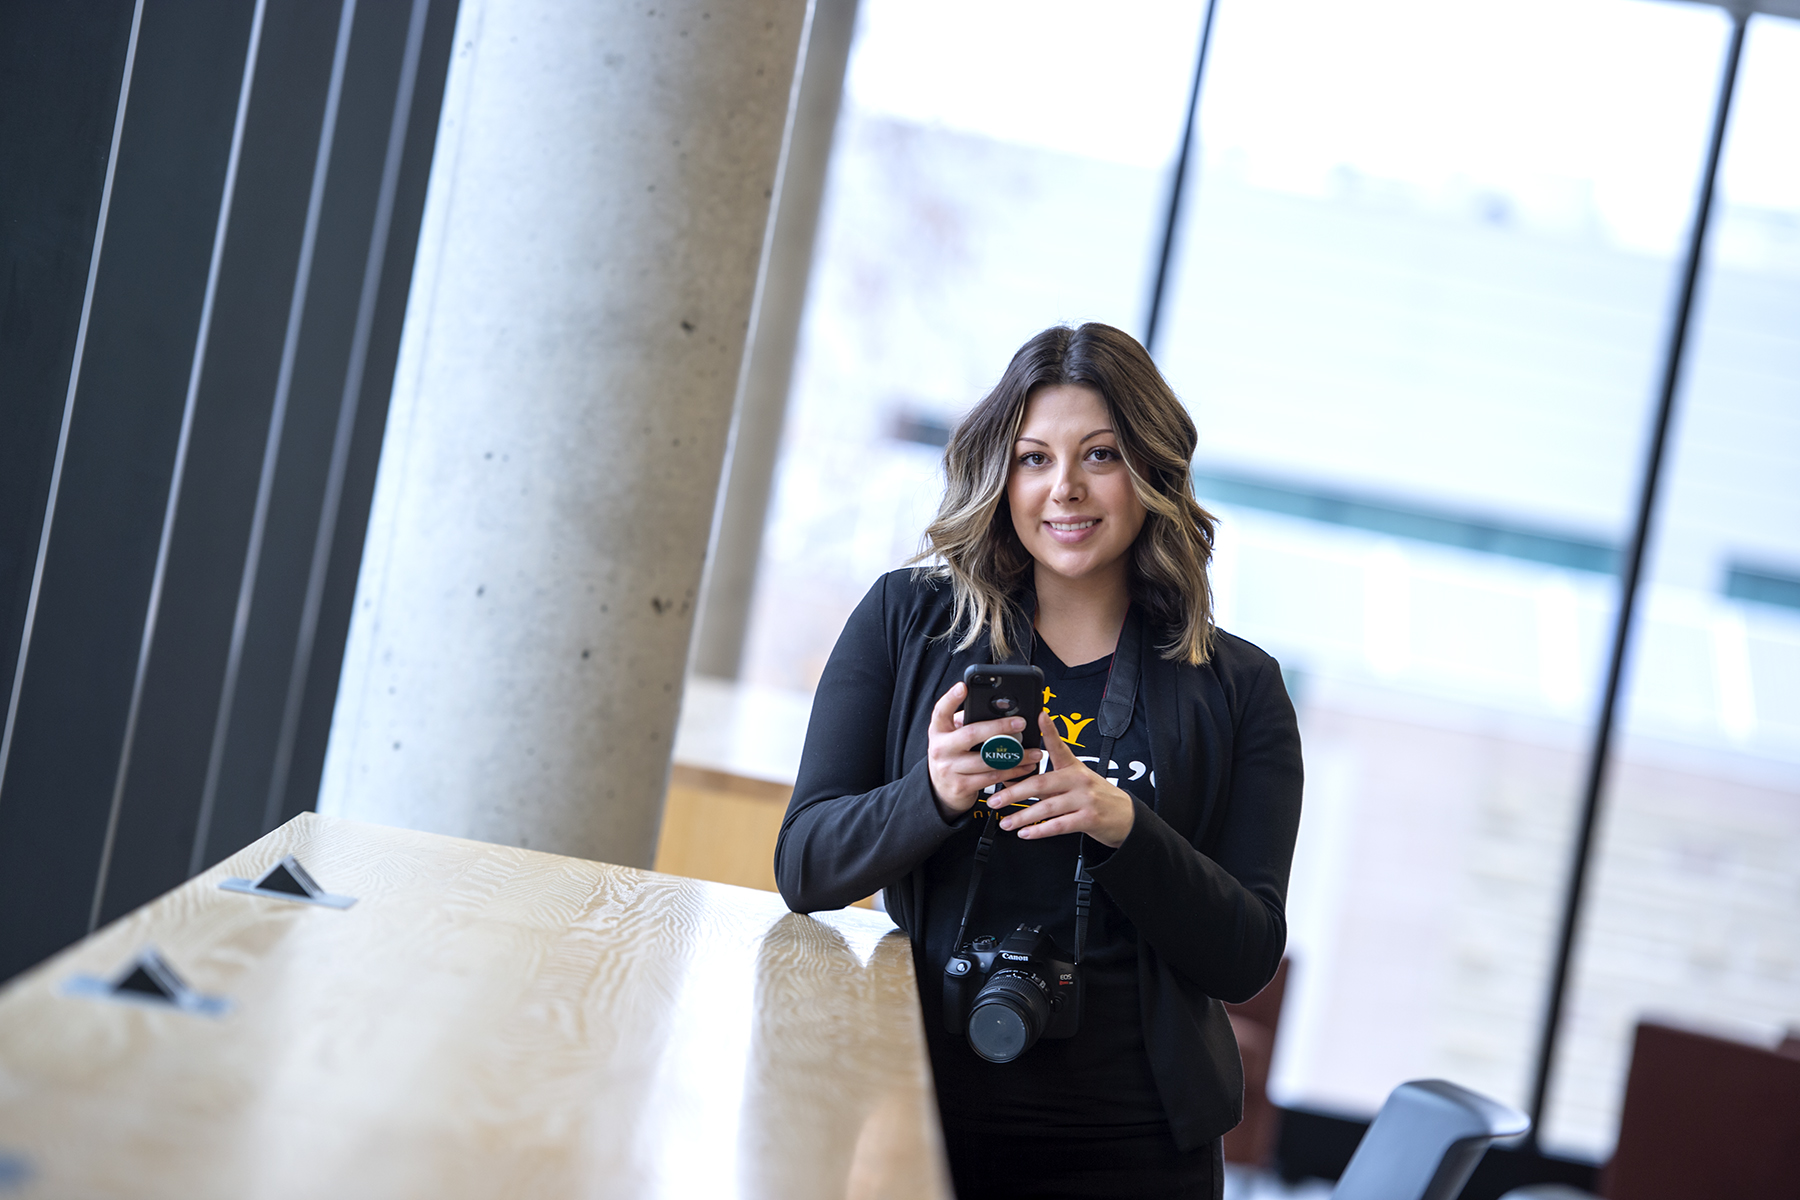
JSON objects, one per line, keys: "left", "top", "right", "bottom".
{"left": 962, "top": 663, "right": 1046, "bottom": 750}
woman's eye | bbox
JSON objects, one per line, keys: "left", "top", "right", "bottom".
{"left": 1019, "top": 451, "right": 1047, "bottom": 467}
{"left": 1088, "top": 446, "right": 1118, "bottom": 463}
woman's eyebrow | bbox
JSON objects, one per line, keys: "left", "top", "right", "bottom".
{"left": 1014, "top": 429, "right": 1115, "bottom": 447}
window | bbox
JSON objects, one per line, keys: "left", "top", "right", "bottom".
{"left": 739, "top": 0, "right": 1206, "bottom": 690}
{"left": 721, "top": 0, "right": 1799, "bottom": 1161}
{"left": 1545, "top": 14, "right": 1800, "bottom": 1157}
{"left": 1153, "top": 0, "right": 1731, "bottom": 1125}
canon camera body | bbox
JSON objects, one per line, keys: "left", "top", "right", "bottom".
{"left": 943, "top": 923, "right": 1082, "bottom": 1063}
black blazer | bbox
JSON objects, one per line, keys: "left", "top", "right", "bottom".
{"left": 774, "top": 569, "right": 1304, "bottom": 1150}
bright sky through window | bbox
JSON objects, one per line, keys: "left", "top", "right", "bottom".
{"left": 848, "top": 0, "right": 1800, "bottom": 257}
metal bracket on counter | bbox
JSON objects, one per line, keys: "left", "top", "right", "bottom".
{"left": 220, "top": 854, "right": 356, "bottom": 909}
{"left": 64, "top": 947, "right": 231, "bottom": 1016}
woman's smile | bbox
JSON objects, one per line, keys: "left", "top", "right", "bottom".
{"left": 1046, "top": 517, "right": 1101, "bottom": 541}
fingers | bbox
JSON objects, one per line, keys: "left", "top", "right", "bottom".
{"left": 959, "top": 715, "right": 1030, "bottom": 747}
{"left": 997, "top": 775, "right": 1136, "bottom": 848}
{"left": 979, "top": 724, "right": 1137, "bottom": 846}
{"left": 1016, "top": 789, "right": 1135, "bottom": 849}
{"left": 998, "top": 792, "right": 1074, "bottom": 830}
{"left": 1039, "top": 712, "right": 1078, "bottom": 769}
{"left": 930, "top": 682, "right": 967, "bottom": 734}
{"left": 1014, "top": 813, "right": 1085, "bottom": 840}
{"left": 971, "top": 764, "right": 1042, "bottom": 792}
{"left": 987, "top": 767, "right": 1068, "bottom": 811}
{"left": 1006, "top": 797, "right": 1102, "bottom": 841}
{"left": 984, "top": 720, "right": 1081, "bottom": 809}
{"left": 949, "top": 750, "right": 1043, "bottom": 781}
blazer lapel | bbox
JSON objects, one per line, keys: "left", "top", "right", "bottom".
{"left": 1189, "top": 659, "right": 1234, "bottom": 851}
{"left": 1146, "top": 650, "right": 1229, "bottom": 844}
{"left": 1144, "top": 651, "right": 1186, "bottom": 828}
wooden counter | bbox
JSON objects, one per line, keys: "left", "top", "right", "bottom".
{"left": 0, "top": 814, "right": 949, "bottom": 1200}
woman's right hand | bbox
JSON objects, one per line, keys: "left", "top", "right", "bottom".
{"left": 926, "top": 681, "right": 1044, "bottom": 821}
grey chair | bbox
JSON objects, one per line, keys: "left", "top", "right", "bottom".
{"left": 1332, "top": 1079, "right": 1531, "bottom": 1200}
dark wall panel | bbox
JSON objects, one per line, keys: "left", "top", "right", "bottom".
{"left": 198, "top": 0, "right": 425, "bottom": 883}
{"left": 0, "top": 0, "right": 459, "bottom": 978}
{"left": 0, "top": 0, "right": 258, "bottom": 980}
{"left": 0, "top": 2, "right": 136, "bottom": 738}
{"left": 97, "top": 0, "right": 347, "bottom": 920}
{"left": 104, "top": 0, "right": 457, "bottom": 917}
{"left": 269, "top": 0, "right": 461, "bottom": 838}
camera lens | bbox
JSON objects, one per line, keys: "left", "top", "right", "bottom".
{"left": 967, "top": 970, "right": 1051, "bottom": 1063}
{"left": 969, "top": 1002, "right": 1030, "bottom": 1062}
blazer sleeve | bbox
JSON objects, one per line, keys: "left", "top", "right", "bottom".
{"left": 774, "top": 576, "right": 966, "bottom": 913}
{"left": 1086, "top": 651, "right": 1303, "bottom": 1003}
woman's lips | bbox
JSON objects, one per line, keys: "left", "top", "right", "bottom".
{"left": 1044, "top": 517, "right": 1100, "bottom": 544}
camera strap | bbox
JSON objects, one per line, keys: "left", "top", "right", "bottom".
{"left": 950, "top": 815, "right": 1000, "bottom": 964}
{"left": 1074, "top": 606, "right": 1141, "bottom": 965}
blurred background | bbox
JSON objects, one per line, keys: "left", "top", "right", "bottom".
{"left": 673, "top": 0, "right": 1800, "bottom": 1167}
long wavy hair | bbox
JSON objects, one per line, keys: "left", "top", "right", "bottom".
{"left": 914, "top": 323, "right": 1218, "bottom": 665}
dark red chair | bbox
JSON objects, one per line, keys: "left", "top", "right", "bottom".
{"left": 1600, "top": 1021, "right": 1800, "bottom": 1200}
{"left": 1224, "top": 957, "right": 1290, "bottom": 1168}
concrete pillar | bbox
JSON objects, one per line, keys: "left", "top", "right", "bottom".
{"left": 691, "top": 0, "right": 858, "bottom": 679}
{"left": 317, "top": 0, "right": 810, "bottom": 867}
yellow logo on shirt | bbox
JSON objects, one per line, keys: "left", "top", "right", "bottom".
{"left": 1052, "top": 712, "right": 1095, "bottom": 748}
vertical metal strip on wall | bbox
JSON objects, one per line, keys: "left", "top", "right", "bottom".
{"left": 263, "top": 0, "right": 433, "bottom": 832}
{"left": 0, "top": 0, "right": 147, "bottom": 808}
{"left": 190, "top": 0, "right": 361, "bottom": 876}
{"left": 90, "top": 0, "right": 273, "bottom": 930}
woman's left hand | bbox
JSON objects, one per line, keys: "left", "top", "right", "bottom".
{"left": 986, "top": 711, "right": 1137, "bottom": 848}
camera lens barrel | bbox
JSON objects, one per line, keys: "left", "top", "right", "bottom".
{"left": 967, "top": 970, "right": 1052, "bottom": 1063}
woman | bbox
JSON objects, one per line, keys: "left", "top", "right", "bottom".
{"left": 775, "top": 323, "right": 1302, "bottom": 1199}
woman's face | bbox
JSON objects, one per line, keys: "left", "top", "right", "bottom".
{"left": 1006, "top": 384, "right": 1147, "bottom": 588}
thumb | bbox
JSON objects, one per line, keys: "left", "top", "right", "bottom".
{"left": 1039, "top": 711, "right": 1077, "bottom": 769}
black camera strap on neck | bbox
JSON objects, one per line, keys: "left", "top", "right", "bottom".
{"left": 1074, "top": 607, "right": 1140, "bottom": 965}
{"left": 950, "top": 816, "right": 1000, "bottom": 965}
{"left": 949, "top": 607, "right": 1143, "bottom": 969}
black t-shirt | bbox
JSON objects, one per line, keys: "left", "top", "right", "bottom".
{"left": 923, "top": 639, "right": 1165, "bottom": 1137}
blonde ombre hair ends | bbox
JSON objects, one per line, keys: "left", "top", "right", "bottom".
{"left": 914, "top": 323, "right": 1218, "bottom": 665}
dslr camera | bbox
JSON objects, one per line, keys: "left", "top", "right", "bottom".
{"left": 943, "top": 924, "right": 1082, "bottom": 1063}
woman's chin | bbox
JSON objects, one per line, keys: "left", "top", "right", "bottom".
{"left": 1032, "top": 547, "right": 1126, "bottom": 584}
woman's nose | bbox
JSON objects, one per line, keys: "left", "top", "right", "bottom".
{"left": 1053, "top": 464, "right": 1086, "bottom": 502}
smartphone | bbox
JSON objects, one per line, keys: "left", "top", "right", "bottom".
{"left": 962, "top": 663, "right": 1046, "bottom": 751}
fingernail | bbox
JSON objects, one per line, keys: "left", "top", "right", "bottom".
{"left": 1011, "top": 718, "right": 1025, "bottom": 731}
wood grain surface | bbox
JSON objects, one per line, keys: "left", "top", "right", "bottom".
{"left": 0, "top": 814, "right": 949, "bottom": 1200}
